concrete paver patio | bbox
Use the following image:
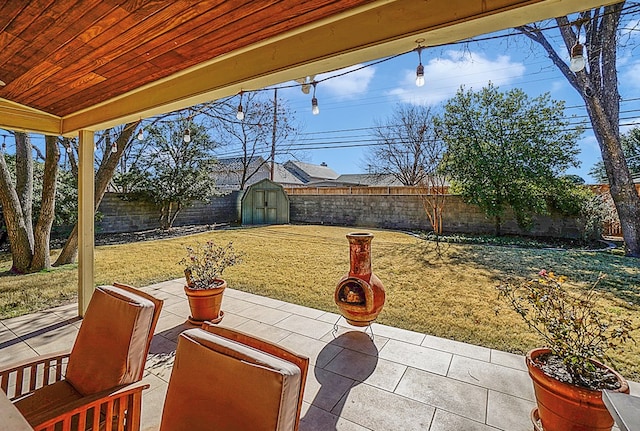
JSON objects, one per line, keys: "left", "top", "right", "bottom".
{"left": 1, "top": 279, "right": 636, "bottom": 431}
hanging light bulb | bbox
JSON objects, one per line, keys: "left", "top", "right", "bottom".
{"left": 311, "top": 82, "right": 319, "bottom": 115}
{"left": 111, "top": 142, "right": 117, "bottom": 153}
{"left": 183, "top": 129, "right": 191, "bottom": 143}
{"left": 236, "top": 92, "right": 245, "bottom": 120}
{"left": 66, "top": 145, "right": 72, "bottom": 153}
{"left": 415, "top": 46, "right": 425, "bottom": 87}
{"left": 137, "top": 128, "right": 144, "bottom": 140}
{"left": 569, "top": 41, "right": 585, "bottom": 72}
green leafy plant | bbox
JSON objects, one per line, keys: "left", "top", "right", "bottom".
{"left": 180, "top": 241, "right": 243, "bottom": 289}
{"left": 497, "top": 270, "right": 635, "bottom": 390}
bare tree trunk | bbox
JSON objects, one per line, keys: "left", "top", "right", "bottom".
{"left": 168, "top": 201, "right": 182, "bottom": 229}
{"left": 0, "top": 150, "right": 33, "bottom": 273}
{"left": 517, "top": 4, "right": 640, "bottom": 256}
{"left": 15, "top": 133, "right": 34, "bottom": 246}
{"left": 30, "top": 136, "right": 59, "bottom": 271}
{"left": 53, "top": 122, "right": 138, "bottom": 266}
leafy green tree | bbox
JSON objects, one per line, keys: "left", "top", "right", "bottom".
{"left": 141, "top": 118, "right": 218, "bottom": 230}
{"left": 590, "top": 127, "right": 640, "bottom": 183}
{"left": 439, "top": 84, "right": 582, "bottom": 235}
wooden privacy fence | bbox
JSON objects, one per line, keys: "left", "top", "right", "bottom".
{"left": 284, "top": 186, "right": 448, "bottom": 195}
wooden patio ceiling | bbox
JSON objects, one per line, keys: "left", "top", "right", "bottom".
{"left": 0, "top": 0, "right": 620, "bottom": 136}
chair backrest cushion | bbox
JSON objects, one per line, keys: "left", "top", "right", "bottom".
{"left": 65, "top": 285, "right": 156, "bottom": 395}
{"left": 201, "top": 323, "right": 309, "bottom": 431}
{"left": 159, "top": 328, "right": 302, "bottom": 431}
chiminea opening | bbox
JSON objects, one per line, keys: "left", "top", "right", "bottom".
{"left": 336, "top": 279, "right": 367, "bottom": 306}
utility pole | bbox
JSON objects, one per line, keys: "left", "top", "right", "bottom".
{"left": 270, "top": 88, "right": 277, "bottom": 181}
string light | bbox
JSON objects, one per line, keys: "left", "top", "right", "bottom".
{"left": 569, "top": 33, "right": 585, "bottom": 72}
{"left": 183, "top": 129, "right": 191, "bottom": 143}
{"left": 66, "top": 145, "right": 72, "bottom": 153}
{"left": 236, "top": 92, "right": 244, "bottom": 121}
{"left": 111, "top": 142, "right": 117, "bottom": 153}
{"left": 415, "top": 45, "right": 425, "bottom": 87}
{"left": 137, "top": 128, "right": 144, "bottom": 140}
{"left": 311, "top": 82, "right": 319, "bottom": 115}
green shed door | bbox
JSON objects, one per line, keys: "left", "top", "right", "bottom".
{"left": 254, "top": 189, "right": 278, "bottom": 224}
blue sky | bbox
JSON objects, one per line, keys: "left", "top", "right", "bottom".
{"left": 271, "top": 16, "right": 640, "bottom": 183}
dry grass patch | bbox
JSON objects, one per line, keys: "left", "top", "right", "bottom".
{"left": 1, "top": 224, "right": 638, "bottom": 379}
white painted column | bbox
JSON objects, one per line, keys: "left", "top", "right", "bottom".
{"left": 77, "top": 130, "right": 94, "bottom": 316}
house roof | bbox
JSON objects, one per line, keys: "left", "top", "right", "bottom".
{"left": 336, "top": 174, "right": 405, "bottom": 187}
{"left": 0, "top": 0, "right": 611, "bottom": 137}
{"left": 273, "top": 163, "right": 305, "bottom": 185}
{"left": 285, "top": 160, "right": 339, "bottom": 180}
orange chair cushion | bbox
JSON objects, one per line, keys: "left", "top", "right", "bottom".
{"left": 159, "top": 328, "right": 302, "bottom": 431}
{"left": 65, "top": 285, "right": 155, "bottom": 396}
{"left": 14, "top": 380, "right": 83, "bottom": 427}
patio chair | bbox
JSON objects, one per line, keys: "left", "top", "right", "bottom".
{"left": 159, "top": 325, "right": 309, "bottom": 431}
{"left": 0, "top": 283, "right": 163, "bottom": 431}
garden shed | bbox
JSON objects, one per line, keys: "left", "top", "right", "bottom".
{"left": 241, "top": 179, "right": 290, "bottom": 225}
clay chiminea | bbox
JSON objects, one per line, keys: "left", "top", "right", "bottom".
{"left": 335, "top": 232, "right": 385, "bottom": 326}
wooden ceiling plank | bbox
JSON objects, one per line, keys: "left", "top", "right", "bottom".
{"left": 26, "top": 0, "right": 195, "bottom": 110}
{"left": 15, "top": 0, "right": 81, "bottom": 43}
{"left": 95, "top": 0, "right": 364, "bottom": 86}
{"left": 3, "top": 62, "right": 63, "bottom": 97}
{"left": 51, "top": 0, "right": 369, "bottom": 115}
{"left": 49, "top": 61, "right": 175, "bottom": 115}
{"left": 0, "top": 0, "right": 56, "bottom": 69}
{"left": 11, "top": 0, "right": 176, "bottom": 102}
{"left": 0, "top": 3, "right": 30, "bottom": 32}
{"left": 0, "top": 0, "right": 106, "bottom": 75}
{"left": 94, "top": 0, "right": 246, "bottom": 77}
{"left": 1, "top": 0, "right": 56, "bottom": 36}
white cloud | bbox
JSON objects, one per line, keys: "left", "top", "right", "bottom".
{"left": 388, "top": 50, "right": 525, "bottom": 106}
{"left": 315, "top": 65, "right": 375, "bottom": 100}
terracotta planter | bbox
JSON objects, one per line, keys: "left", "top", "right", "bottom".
{"left": 526, "top": 348, "right": 629, "bottom": 431}
{"left": 334, "top": 232, "right": 385, "bottom": 327}
{"left": 184, "top": 279, "right": 226, "bottom": 325}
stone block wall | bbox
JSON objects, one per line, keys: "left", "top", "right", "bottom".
{"left": 97, "top": 188, "right": 582, "bottom": 239}
{"left": 286, "top": 192, "right": 582, "bottom": 238}
{"left": 97, "top": 191, "right": 242, "bottom": 233}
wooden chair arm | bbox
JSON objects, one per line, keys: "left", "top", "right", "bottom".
{"left": 0, "top": 351, "right": 71, "bottom": 400}
{"left": 32, "top": 381, "right": 150, "bottom": 431}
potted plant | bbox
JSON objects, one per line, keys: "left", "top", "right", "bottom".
{"left": 180, "top": 240, "right": 243, "bottom": 325}
{"left": 497, "top": 270, "right": 635, "bottom": 431}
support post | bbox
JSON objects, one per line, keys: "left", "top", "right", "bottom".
{"left": 77, "top": 130, "right": 95, "bottom": 316}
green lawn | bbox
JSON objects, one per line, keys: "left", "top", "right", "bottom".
{"left": 1, "top": 224, "right": 639, "bottom": 379}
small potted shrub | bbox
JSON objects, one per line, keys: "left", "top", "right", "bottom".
{"left": 180, "top": 240, "right": 243, "bottom": 325}
{"left": 497, "top": 270, "right": 635, "bottom": 431}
